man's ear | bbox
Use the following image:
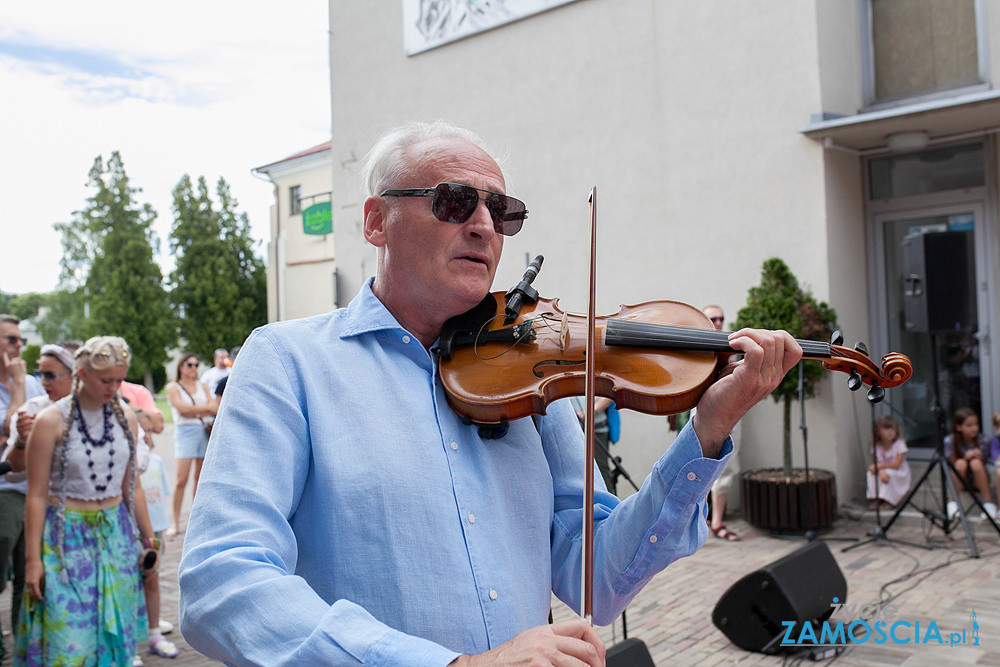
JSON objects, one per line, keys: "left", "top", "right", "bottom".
{"left": 363, "top": 196, "right": 388, "bottom": 248}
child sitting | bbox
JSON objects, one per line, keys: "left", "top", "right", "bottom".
{"left": 866, "top": 416, "right": 911, "bottom": 509}
{"left": 943, "top": 408, "right": 997, "bottom": 520}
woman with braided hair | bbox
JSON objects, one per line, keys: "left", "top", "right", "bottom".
{"left": 16, "top": 336, "right": 156, "bottom": 666}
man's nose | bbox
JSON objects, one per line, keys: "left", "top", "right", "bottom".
{"left": 463, "top": 200, "right": 496, "bottom": 239}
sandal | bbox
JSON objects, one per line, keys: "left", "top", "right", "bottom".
{"left": 711, "top": 524, "right": 741, "bottom": 541}
{"left": 149, "top": 635, "right": 179, "bottom": 658}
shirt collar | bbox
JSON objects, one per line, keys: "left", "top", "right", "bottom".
{"left": 340, "top": 277, "right": 411, "bottom": 339}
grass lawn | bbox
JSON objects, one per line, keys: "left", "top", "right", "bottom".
{"left": 155, "top": 396, "right": 173, "bottom": 423}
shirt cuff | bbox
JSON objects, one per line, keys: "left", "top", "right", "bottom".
{"left": 366, "top": 628, "right": 460, "bottom": 667}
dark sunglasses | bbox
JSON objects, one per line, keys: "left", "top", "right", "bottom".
{"left": 3, "top": 335, "right": 27, "bottom": 345}
{"left": 39, "top": 370, "right": 70, "bottom": 381}
{"left": 183, "top": 362, "right": 199, "bottom": 368}
{"left": 380, "top": 182, "right": 527, "bottom": 236}
{"left": 710, "top": 317, "right": 724, "bottom": 324}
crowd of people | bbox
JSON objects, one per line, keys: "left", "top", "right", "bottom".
{"left": 2, "top": 121, "right": 998, "bottom": 666}
{"left": 0, "top": 311, "right": 242, "bottom": 665}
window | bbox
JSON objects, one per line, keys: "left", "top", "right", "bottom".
{"left": 865, "top": 0, "right": 985, "bottom": 106}
{"left": 868, "top": 144, "right": 985, "bottom": 200}
{"left": 290, "top": 185, "right": 301, "bottom": 215}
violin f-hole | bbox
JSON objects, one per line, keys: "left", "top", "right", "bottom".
{"left": 532, "top": 358, "right": 585, "bottom": 378}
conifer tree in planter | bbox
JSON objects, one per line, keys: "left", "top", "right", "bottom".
{"left": 734, "top": 258, "right": 839, "bottom": 531}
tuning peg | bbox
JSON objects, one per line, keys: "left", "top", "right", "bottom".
{"left": 867, "top": 383, "right": 885, "bottom": 404}
{"left": 831, "top": 331, "right": 844, "bottom": 346}
{"left": 854, "top": 341, "right": 869, "bottom": 357}
{"left": 847, "top": 370, "right": 862, "bottom": 392}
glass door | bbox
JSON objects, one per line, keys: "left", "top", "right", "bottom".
{"left": 874, "top": 205, "right": 990, "bottom": 449}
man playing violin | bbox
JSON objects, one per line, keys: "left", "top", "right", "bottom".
{"left": 179, "top": 120, "right": 801, "bottom": 667}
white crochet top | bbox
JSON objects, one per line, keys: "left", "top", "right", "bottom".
{"left": 48, "top": 396, "right": 131, "bottom": 501}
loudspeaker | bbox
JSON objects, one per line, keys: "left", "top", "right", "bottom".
{"left": 607, "top": 638, "right": 655, "bottom": 667}
{"left": 902, "top": 230, "right": 976, "bottom": 334}
{"left": 711, "top": 540, "right": 847, "bottom": 654}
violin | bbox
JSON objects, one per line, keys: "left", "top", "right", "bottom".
{"left": 438, "top": 290, "right": 913, "bottom": 427}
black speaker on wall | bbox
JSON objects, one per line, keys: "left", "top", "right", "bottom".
{"left": 711, "top": 540, "right": 847, "bottom": 654}
{"left": 902, "top": 230, "right": 976, "bottom": 334}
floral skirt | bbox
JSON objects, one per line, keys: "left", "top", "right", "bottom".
{"left": 15, "top": 502, "right": 147, "bottom": 667}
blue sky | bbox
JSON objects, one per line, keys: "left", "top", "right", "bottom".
{"left": 0, "top": 2, "right": 331, "bottom": 295}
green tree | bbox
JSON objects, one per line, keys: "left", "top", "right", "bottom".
{"left": 169, "top": 175, "right": 267, "bottom": 360}
{"left": 735, "top": 258, "right": 838, "bottom": 479}
{"left": 21, "top": 344, "right": 41, "bottom": 374}
{"left": 33, "top": 289, "right": 88, "bottom": 343}
{"left": 4, "top": 293, "right": 47, "bottom": 321}
{"left": 54, "top": 153, "right": 174, "bottom": 385}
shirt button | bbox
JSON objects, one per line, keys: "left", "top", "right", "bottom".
{"left": 687, "top": 472, "right": 698, "bottom": 481}
{"left": 489, "top": 589, "right": 498, "bottom": 600}
{"left": 468, "top": 514, "right": 476, "bottom": 524}
{"left": 450, "top": 441, "right": 458, "bottom": 451}
{"left": 649, "top": 535, "right": 658, "bottom": 543}
{"left": 402, "top": 335, "right": 411, "bottom": 344}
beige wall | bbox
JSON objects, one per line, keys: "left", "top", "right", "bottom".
{"left": 261, "top": 151, "right": 335, "bottom": 322}
{"left": 325, "top": 1, "right": 999, "bottom": 505}
{"left": 326, "top": 0, "right": 854, "bottom": 502}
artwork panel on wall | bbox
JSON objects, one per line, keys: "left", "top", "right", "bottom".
{"left": 403, "top": 0, "right": 580, "bottom": 55}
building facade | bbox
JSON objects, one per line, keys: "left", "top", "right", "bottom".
{"left": 254, "top": 141, "right": 335, "bottom": 322}
{"left": 302, "top": 0, "right": 1000, "bottom": 504}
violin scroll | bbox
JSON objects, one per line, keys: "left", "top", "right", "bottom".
{"left": 823, "top": 343, "right": 913, "bottom": 404}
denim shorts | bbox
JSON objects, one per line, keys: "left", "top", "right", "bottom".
{"left": 174, "top": 423, "right": 209, "bottom": 459}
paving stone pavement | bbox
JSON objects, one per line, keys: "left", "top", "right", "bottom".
{"left": 3, "top": 424, "right": 999, "bottom": 665}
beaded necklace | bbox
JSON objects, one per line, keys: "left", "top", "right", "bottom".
{"left": 74, "top": 396, "right": 116, "bottom": 492}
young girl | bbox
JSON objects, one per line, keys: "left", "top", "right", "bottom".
{"left": 17, "top": 336, "right": 156, "bottom": 666}
{"left": 866, "top": 415, "right": 911, "bottom": 508}
{"left": 943, "top": 407, "right": 997, "bottom": 521}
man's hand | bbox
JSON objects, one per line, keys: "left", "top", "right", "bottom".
{"left": 693, "top": 328, "right": 802, "bottom": 457}
{"left": 4, "top": 352, "right": 27, "bottom": 385}
{"left": 450, "top": 620, "right": 605, "bottom": 667}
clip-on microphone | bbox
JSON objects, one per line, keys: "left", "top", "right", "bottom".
{"left": 504, "top": 255, "right": 544, "bottom": 324}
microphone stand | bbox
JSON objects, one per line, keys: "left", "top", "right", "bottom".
{"left": 593, "top": 437, "right": 640, "bottom": 493}
{"left": 777, "top": 362, "right": 856, "bottom": 543}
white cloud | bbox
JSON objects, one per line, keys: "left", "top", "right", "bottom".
{"left": 0, "top": 1, "right": 331, "bottom": 295}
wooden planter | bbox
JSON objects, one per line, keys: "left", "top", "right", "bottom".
{"left": 740, "top": 468, "right": 837, "bottom": 531}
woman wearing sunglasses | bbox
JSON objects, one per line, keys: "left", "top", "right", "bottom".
{"left": 16, "top": 336, "right": 155, "bottom": 665}
{"left": 4, "top": 342, "right": 79, "bottom": 474}
{"left": 164, "top": 354, "right": 217, "bottom": 537}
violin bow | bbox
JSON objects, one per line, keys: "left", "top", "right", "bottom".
{"left": 582, "top": 187, "right": 598, "bottom": 622}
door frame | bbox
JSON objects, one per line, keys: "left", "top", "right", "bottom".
{"left": 865, "top": 158, "right": 997, "bottom": 430}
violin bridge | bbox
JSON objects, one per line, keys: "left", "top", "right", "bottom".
{"left": 559, "top": 311, "right": 569, "bottom": 351}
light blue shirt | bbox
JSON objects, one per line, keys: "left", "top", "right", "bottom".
{"left": 179, "top": 278, "right": 731, "bottom": 667}
{"left": 0, "top": 373, "right": 44, "bottom": 494}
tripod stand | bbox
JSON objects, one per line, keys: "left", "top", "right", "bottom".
{"left": 843, "top": 408, "right": 929, "bottom": 552}
{"left": 857, "top": 334, "right": 1000, "bottom": 557}
{"left": 594, "top": 437, "right": 640, "bottom": 495}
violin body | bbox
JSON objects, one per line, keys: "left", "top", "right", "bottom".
{"left": 441, "top": 292, "right": 723, "bottom": 425}
{"left": 438, "top": 291, "right": 913, "bottom": 427}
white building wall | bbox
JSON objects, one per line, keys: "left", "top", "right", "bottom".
{"left": 326, "top": 1, "right": 896, "bottom": 503}
{"left": 258, "top": 151, "right": 335, "bottom": 322}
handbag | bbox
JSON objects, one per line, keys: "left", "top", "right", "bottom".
{"left": 177, "top": 382, "right": 214, "bottom": 438}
